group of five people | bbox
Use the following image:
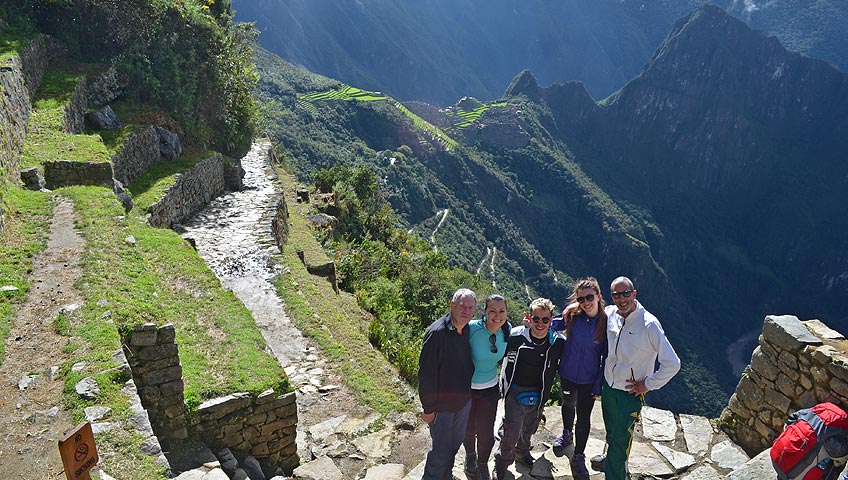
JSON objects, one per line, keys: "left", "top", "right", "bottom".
{"left": 418, "top": 276, "right": 681, "bottom": 480}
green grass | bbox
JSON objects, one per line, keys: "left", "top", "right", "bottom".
{"left": 299, "top": 84, "right": 459, "bottom": 150}
{"left": 58, "top": 184, "right": 290, "bottom": 478}
{"left": 0, "top": 188, "right": 53, "bottom": 364}
{"left": 450, "top": 101, "right": 509, "bottom": 128}
{"left": 0, "top": 28, "right": 29, "bottom": 63}
{"left": 129, "top": 151, "right": 216, "bottom": 211}
{"left": 273, "top": 169, "right": 415, "bottom": 415}
{"left": 21, "top": 69, "right": 112, "bottom": 168}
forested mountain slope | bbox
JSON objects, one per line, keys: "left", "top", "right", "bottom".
{"left": 235, "top": 0, "right": 848, "bottom": 106}
{"left": 255, "top": 5, "right": 848, "bottom": 416}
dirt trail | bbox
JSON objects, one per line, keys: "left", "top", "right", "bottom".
{"left": 0, "top": 197, "right": 84, "bottom": 478}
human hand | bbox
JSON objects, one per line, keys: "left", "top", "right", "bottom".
{"left": 625, "top": 378, "right": 648, "bottom": 396}
{"left": 563, "top": 302, "right": 581, "bottom": 319}
{"left": 420, "top": 412, "right": 436, "bottom": 424}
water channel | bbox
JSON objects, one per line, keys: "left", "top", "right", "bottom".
{"left": 181, "top": 140, "right": 308, "bottom": 368}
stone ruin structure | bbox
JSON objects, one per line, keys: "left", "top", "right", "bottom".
{"left": 720, "top": 314, "right": 848, "bottom": 456}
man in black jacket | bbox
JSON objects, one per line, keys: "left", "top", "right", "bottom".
{"left": 492, "top": 297, "right": 565, "bottom": 480}
{"left": 419, "top": 288, "right": 477, "bottom": 480}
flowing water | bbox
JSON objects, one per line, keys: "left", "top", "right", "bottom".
{"left": 181, "top": 140, "right": 307, "bottom": 368}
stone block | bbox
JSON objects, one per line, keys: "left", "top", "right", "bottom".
{"left": 247, "top": 412, "right": 268, "bottom": 426}
{"left": 198, "top": 392, "right": 253, "bottom": 420}
{"left": 158, "top": 324, "right": 176, "bottom": 344}
{"left": 827, "top": 355, "right": 848, "bottom": 383}
{"left": 763, "top": 387, "right": 791, "bottom": 412}
{"left": 141, "top": 365, "right": 182, "bottom": 386}
{"left": 811, "top": 366, "right": 829, "bottom": 383}
{"left": 137, "top": 343, "right": 179, "bottom": 361}
{"left": 274, "top": 403, "right": 297, "bottom": 419}
{"left": 778, "top": 351, "right": 799, "bottom": 370}
{"left": 799, "top": 374, "right": 814, "bottom": 390}
{"left": 251, "top": 443, "right": 270, "bottom": 457}
{"left": 759, "top": 340, "right": 779, "bottom": 360}
{"left": 749, "top": 347, "right": 779, "bottom": 381}
{"left": 832, "top": 377, "right": 848, "bottom": 398}
{"left": 256, "top": 389, "right": 276, "bottom": 405}
{"left": 727, "top": 393, "right": 747, "bottom": 417}
{"left": 737, "top": 376, "right": 764, "bottom": 411}
{"left": 130, "top": 323, "right": 159, "bottom": 346}
{"left": 776, "top": 374, "right": 795, "bottom": 396}
{"left": 762, "top": 315, "right": 822, "bottom": 351}
{"left": 812, "top": 345, "right": 838, "bottom": 365}
{"left": 777, "top": 361, "right": 800, "bottom": 381}
{"left": 164, "top": 403, "right": 186, "bottom": 418}
{"left": 804, "top": 319, "right": 845, "bottom": 341}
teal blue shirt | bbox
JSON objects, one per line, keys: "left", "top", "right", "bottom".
{"left": 468, "top": 319, "right": 509, "bottom": 389}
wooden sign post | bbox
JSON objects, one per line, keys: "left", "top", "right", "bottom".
{"left": 58, "top": 422, "right": 99, "bottom": 480}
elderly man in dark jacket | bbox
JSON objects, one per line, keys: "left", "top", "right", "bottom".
{"left": 418, "top": 288, "right": 477, "bottom": 480}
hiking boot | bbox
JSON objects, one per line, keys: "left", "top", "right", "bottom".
{"left": 589, "top": 452, "right": 606, "bottom": 472}
{"left": 464, "top": 451, "right": 479, "bottom": 478}
{"left": 515, "top": 451, "right": 534, "bottom": 468}
{"left": 552, "top": 429, "right": 573, "bottom": 455}
{"left": 476, "top": 462, "right": 491, "bottom": 480}
{"left": 570, "top": 453, "right": 590, "bottom": 480}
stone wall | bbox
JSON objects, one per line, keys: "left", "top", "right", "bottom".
{"left": 43, "top": 160, "right": 114, "bottom": 189}
{"left": 85, "top": 66, "right": 122, "bottom": 108}
{"left": 123, "top": 323, "right": 189, "bottom": 450}
{"left": 123, "top": 323, "right": 298, "bottom": 472}
{"left": 111, "top": 126, "right": 160, "bottom": 186}
{"left": 148, "top": 153, "right": 231, "bottom": 228}
{"left": 63, "top": 75, "right": 87, "bottom": 134}
{"left": 192, "top": 391, "right": 299, "bottom": 472}
{"left": 720, "top": 315, "right": 848, "bottom": 455}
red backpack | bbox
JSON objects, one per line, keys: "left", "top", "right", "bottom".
{"left": 771, "top": 402, "right": 848, "bottom": 480}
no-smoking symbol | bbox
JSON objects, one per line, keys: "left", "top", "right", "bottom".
{"left": 74, "top": 443, "right": 89, "bottom": 462}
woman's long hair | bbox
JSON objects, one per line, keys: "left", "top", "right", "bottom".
{"left": 566, "top": 277, "right": 607, "bottom": 342}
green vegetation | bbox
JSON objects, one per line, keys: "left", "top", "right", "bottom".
{"left": 11, "top": 0, "right": 258, "bottom": 154}
{"left": 21, "top": 69, "right": 112, "bottom": 168}
{"left": 299, "top": 84, "right": 459, "bottom": 150}
{"left": 449, "top": 101, "right": 509, "bottom": 128}
{"left": 273, "top": 170, "right": 415, "bottom": 414}
{"left": 0, "top": 189, "right": 52, "bottom": 363}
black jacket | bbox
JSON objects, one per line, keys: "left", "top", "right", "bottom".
{"left": 499, "top": 325, "right": 565, "bottom": 411}
{"left": 418, "top": 314, "right": 474, "bottom": 414}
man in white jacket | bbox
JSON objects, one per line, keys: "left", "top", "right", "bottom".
{"left": 602, "top": 276, "right": 680, "bottom": 480}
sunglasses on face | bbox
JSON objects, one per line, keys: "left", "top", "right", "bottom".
{"left": 489, "top": 334, "right": 498, "bottom": 353}
{"left": 611, "top": 289, "right": 634, "bottom": 299}
{"left": 576, "top": 293, "right": 595, "bottom": 304}
{"left": 531, "top": 316, "right": 551, "bottom": 324}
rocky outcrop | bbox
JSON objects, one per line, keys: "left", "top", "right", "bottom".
{"left": 720, "top": 315, "right": 848, "bottom": 456}
{"left": 85, "top": 66, "right": 122, "bottom": 108}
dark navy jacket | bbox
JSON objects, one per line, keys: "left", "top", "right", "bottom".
{"left": 418, "top": 314, "right": 474, "bottom": 414}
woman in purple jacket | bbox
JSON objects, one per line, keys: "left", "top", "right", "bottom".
{"left": 551, "top": 277, "right": 608, "bottom": 480}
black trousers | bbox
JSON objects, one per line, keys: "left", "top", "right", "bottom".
{"left": 463, "top": 385, "right": 500, "bottom": 463}
{"left": 560, "top": 378, "right": 596, "bottom": 455}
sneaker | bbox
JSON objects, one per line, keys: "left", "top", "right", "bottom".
{"left": 515, "top": 451, "right": 534, "bottom": 467}
{"left": 552, "top": 429, "right": 573, "bottom": 455}
{"left": 570, "top": 453, "right": 590, "bottom": 480}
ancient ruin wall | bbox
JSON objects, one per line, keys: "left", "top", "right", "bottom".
{"left": 123, "top": 323, "right": 298, "bottom": 471}
{"left": 43, "top": 160, "right": 114, "bottom": 189}
{"left": 720, "top": 315, "right": 848, "bottom": 455}
{"left": 148, "top": 153, "right": 229, "bottom": 228}
{"left": 192, "top": 391, "right": 299, "bottom": 472}
{"left": 111, "top": 126, "right": 160, "bottom": 186}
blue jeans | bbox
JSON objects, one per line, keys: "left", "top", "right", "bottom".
{"left": 423, "top": 399, "right": 472, "bottom": 480}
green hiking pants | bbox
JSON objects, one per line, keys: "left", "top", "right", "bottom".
{"left": 602, "top": 381, "right": 644, "bottom": 480}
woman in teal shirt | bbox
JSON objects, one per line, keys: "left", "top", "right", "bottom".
{"left": 463, "top": 294, "right": 511, "bottom": 480}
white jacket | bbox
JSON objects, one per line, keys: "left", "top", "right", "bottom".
{"left": 604, "top": 301, "right": 681, "bottom": 392}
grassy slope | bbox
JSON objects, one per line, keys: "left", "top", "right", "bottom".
{"left": 2, "top": 55, "right": 291, "bottom": 480}
{"left": 272, "top": 168, "right": 415, "bottom": 415}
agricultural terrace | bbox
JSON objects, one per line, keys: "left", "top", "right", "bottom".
{"left": 299, "top": 85, "right": 458, "bottom": 150}
{"left": 450, "top": 101, "right": 509, "bottom": 128}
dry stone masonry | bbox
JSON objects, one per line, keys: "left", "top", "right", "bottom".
{"left": 43, "top": 160, "right": 114, "bottom": 189}
{"left": 123, "top": 323, "right": 189, "bottom": 449}
{"left": 720, "top": 314, "right": 848, "bottom": 456}
{"left": 148, "top": 153, "right": 244, "bottom": 228}
{"left": 110, "top": 126, "right": 160, "bottom": 186}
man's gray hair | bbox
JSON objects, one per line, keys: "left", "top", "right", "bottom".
{"left": 452, "top": 288, "right": 478, "bottom": 304}
{"left": 610, "top": 276, "right": 635, "bottom": 290}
